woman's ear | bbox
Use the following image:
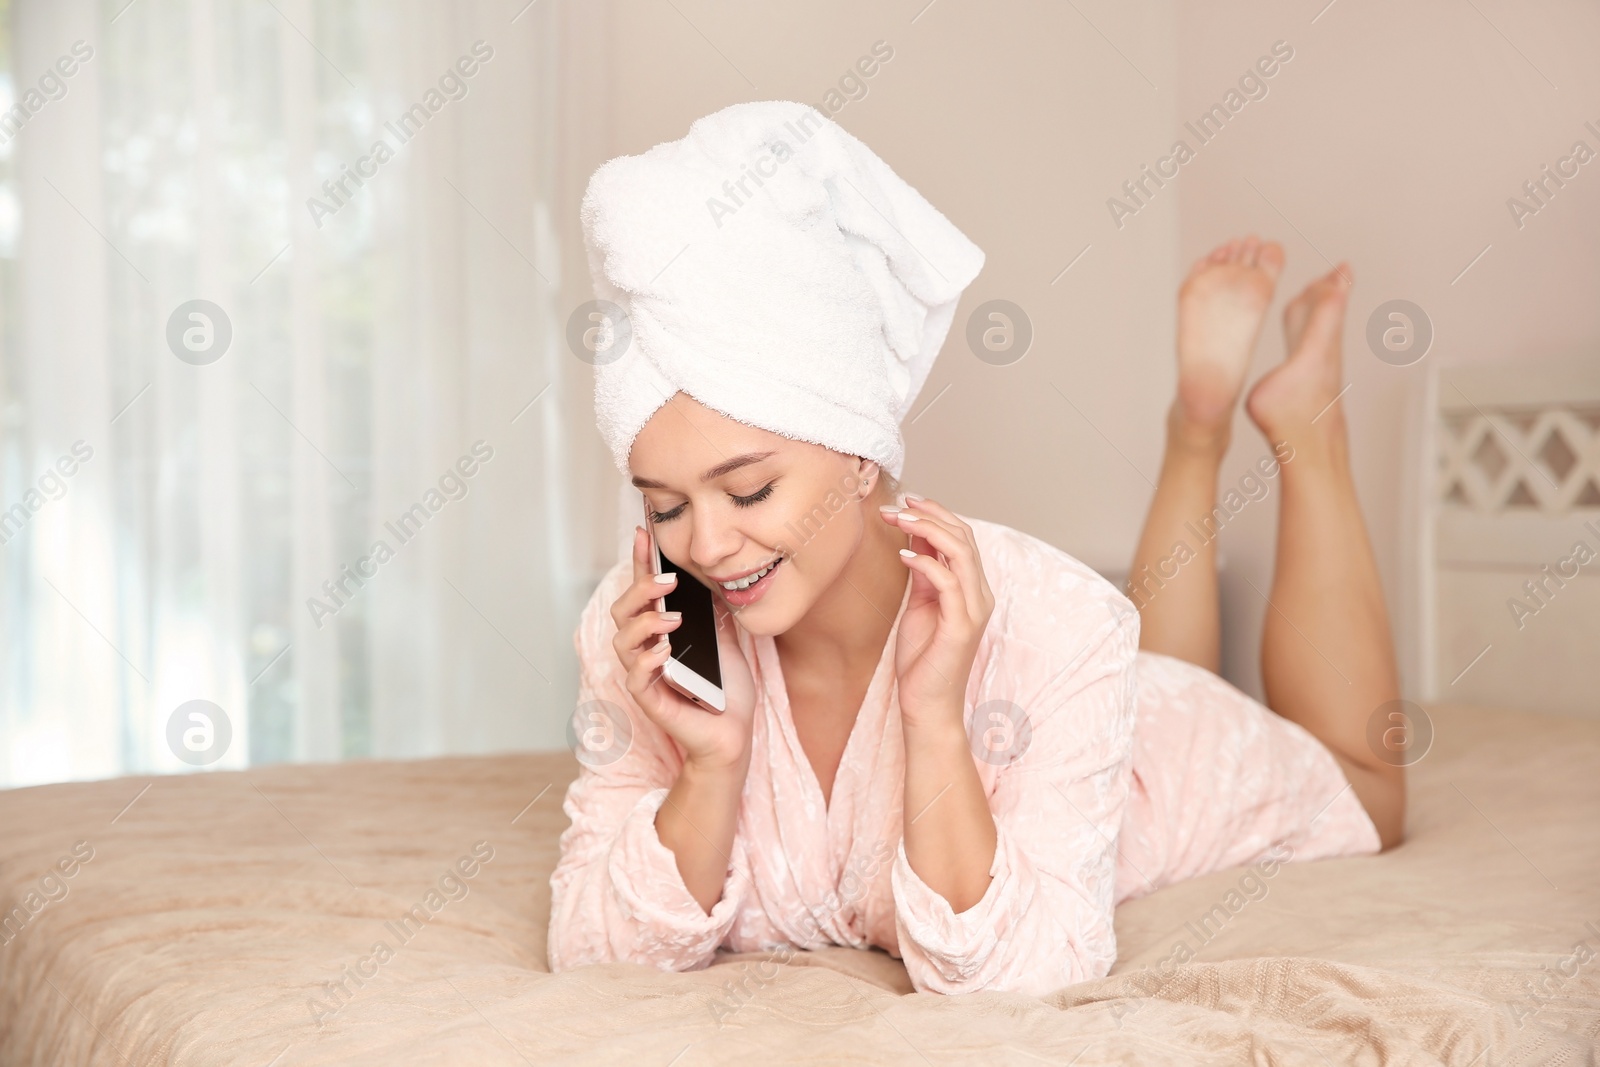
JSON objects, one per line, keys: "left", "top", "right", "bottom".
{"left": 854, "top": 457, "right": 880, "bottom": 500}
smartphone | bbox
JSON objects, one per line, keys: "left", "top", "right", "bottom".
{"left": 644, "top": 495, "right": 727, "bottom": 713}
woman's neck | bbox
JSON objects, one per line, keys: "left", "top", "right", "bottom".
{"left": 774, "top": 491, "right": 910, "bottom": 682}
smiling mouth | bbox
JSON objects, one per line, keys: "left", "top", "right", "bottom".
{"left": 715, "top": 556, "right": 782, "bottom": 592}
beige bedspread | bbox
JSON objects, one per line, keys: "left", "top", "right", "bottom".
{"left": 1, "top": 704, "right": 1596, "bottom": 1065}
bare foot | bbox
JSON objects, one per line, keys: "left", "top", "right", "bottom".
{"left": 1245, "top": 263, "right": 1353, "bottom": 443}
{"left": 1175, "top": 236, "right": 1286, "bottom": 439}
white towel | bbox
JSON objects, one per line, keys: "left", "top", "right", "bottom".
{"left": 580, "top": 100, "right": 985, "bottom": 485}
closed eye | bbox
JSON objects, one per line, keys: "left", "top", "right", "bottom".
{"left": 649, "top": 481, "right": 776, "bottom": 523}
{"left": 733, "top": 481, "right": 776, "bottom": 508}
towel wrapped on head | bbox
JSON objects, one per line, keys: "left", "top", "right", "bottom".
{"left": 579, "top": 100, "right": 985, "bottom": 484}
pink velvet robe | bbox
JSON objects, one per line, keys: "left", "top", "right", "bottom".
{"left": 546, "top": 513, "right": 1379, "bottom": 997}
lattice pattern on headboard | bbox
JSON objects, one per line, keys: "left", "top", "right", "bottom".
{"left": 1438, "top": 405, "right": 1600, "bottom": 512}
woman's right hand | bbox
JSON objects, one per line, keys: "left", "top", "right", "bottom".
{"left": 611, "top": 525, "right": 757, "bottom": 773}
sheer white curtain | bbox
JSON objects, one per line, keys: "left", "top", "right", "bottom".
{"left": 0, "top": 0, "right": 589, "bottom": 788}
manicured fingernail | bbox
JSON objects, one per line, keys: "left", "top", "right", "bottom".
{"left": 654, "top": 573, "right": 676, "bottom": 584}
{"left": 660, "top": 611, "right": 682, "bottom": 620}
{"left": 879, "top": 505, "right": 901, "bottom": 515}
{"left": 898, "top": 512, "right": 920, "bottom": 522}
{"left": 904, "top": 492, "right": 925, "bottom": 502}
{"left": 899, "top": 548, "right": 917, "bottom": 558}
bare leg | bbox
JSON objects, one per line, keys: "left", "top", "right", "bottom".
{"left": 1130, "top": 237, "right": 1284, "bottom": 672}
{"left": 1245, "top": 265, "right": 1406, "bottom": 850}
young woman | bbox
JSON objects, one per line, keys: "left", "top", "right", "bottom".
{"left": 548, "top": 103, "right": 1402, "bottom": 997}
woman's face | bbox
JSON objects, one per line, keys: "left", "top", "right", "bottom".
{"left": 630, "top": 392, "right": 883, "bottom": 637}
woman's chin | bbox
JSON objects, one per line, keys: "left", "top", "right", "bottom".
{"left": 724, "top": 601, "right": 783, "bottom": 638}
{"left": 721, "top": 591, "right": 800, "bottom": 639}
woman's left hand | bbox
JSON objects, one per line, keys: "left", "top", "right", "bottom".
{"left": 881, "top": 496, "right": 995, "bottom": 734}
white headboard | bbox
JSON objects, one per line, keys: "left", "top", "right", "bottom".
{"left": 1421, "top": 358, "right": 1600, "bottom": 718}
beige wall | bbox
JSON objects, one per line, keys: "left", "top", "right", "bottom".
{"left": 559, "top": 0, "right": 1600, "bottom": 703}
{"left": 1175, "top": 0, "right": 1600, "bottom": 699}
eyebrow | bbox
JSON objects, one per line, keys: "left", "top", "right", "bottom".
{"left": 631, "top": 450, "right": 778, "bottom": 490}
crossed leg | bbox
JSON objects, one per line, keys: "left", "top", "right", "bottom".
{"left": 1127, "top": 237, "right": 1406, "bottom": 850}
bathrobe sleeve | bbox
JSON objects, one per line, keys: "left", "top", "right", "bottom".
{"left": 890, "top": 588, "right": 1140, "bottom": 997}
{"left": 546, "top": 561, "right": 751, "bottom": 975}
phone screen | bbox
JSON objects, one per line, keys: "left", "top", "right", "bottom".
{"left": 652, "top": 535, "right": 723, "bottom": 690}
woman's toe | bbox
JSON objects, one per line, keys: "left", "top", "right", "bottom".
{"left": 1258, "top": 242, "right": 1286, "bottom": 281}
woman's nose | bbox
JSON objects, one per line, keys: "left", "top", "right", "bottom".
{"left": 688, "top": 511, "right": 740, "bottom": 571}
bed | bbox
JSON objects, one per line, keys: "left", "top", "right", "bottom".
{"left": 1, "top": 703, "right": 1596, "bottom": 1066}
